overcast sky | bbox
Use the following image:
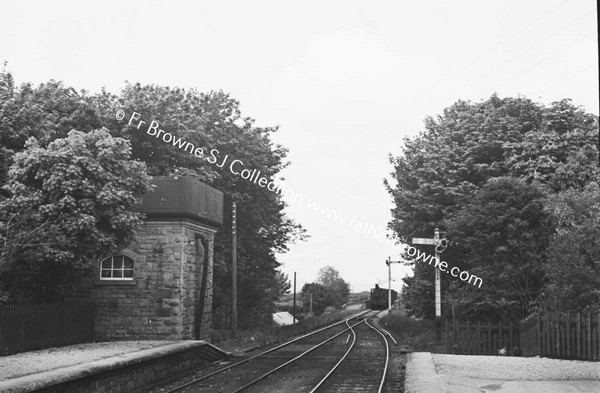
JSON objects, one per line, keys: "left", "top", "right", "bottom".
{"left": 1, "top": 0, "right": 598, "bottom": 293}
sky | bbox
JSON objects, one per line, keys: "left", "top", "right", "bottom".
{"left": 1, "top": 0, "right": 598, "bottom": 293}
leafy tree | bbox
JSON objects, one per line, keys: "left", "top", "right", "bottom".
{"left": 0, "top": 68, "right": 102, "bottom": 188}
{"left": 95, "top": 83, "right": 305, "bottom": 327}
{"left": 506, "top": 99, "right": 599, "bottom": 191}
{"left": 385, "top": 94, "right": 542, "bottom": 242}
{"left": 317, "top": 265, "right": 343, "bottom": 285}
{"left": 0, "top": 74, "right": 303, "bottom": 323}
{"left": 444, "top": 177, "right": 551, "bottom": 321}
{"left": 400, "top": 261, "right": 435, "bottom": 318}
{"left": 316, "top": 265, "right": 350, "bottom": 308}
{"left": 539, "top": 182, "right": 600, "bottom": 313}
{"left": 386, "top": 94, "right": 599, "bottom": 321}
{"left": 0, "top": 129, "right": 152, "bottom": 301}
{"left": 387, "top": 95, "right": 544, "bottom": 319}
{"left": 299, "top": 266, "right": 350, "bottom": 315}
{"left": 300, "top": 282, "right": 328, "bottom": 315}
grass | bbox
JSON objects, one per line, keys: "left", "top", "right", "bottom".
{"left": 208, "top": 308, "right": 364, "bottom": 352}
{"left": 379, "top": 311, "right": 447, "bottom": 353}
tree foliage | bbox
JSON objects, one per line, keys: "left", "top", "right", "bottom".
{"left": 400, "top": 261, "right": 435, "bottom": 319}
{"left": 95, "top": 83, "right": 305, "bottom": 327}
{"left": 387, "top": 94, "right": 599, "bottom": 321}
{"left": 301, "top": 266, "right": 350, "bottom": 315}
{"left": 506, "top": 99, "right": 599, "bottom": 190}
{"left": 316, "top": 265, "right": 350, "bottom": 308}
{"left": 539, "top": 182, "right": 600, "bottom": 313}
{"left": 0, "top": 129, "right": 152, "bottom": 301}
{"left": 445, "top": 177, "right": 551, "bottom": 320}
{"left": 386, "top": 95, "right": 543, "bottom": 241}
{"left": 0, "top": 73, "right": 304, "bottom": 321}
{"left": 300, "top": 282, "right": 328, "bottom": 315}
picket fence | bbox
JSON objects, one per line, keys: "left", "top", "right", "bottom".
{"left": 445, "top": 310, "right": 600, "bottom": 360}
{"left": 0, "top": 302, "right": 95, "bottom": 356}
{"left": 445, "top": 319, "right": 520, "bottom": 355}
{"left": 520, "top": 311, "right": 600, "bottom": 360}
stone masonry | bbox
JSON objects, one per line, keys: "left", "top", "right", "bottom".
{"left": 76, "top": 177, "right": 223, "bottom": 341}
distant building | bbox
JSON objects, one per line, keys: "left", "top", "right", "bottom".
{"left": 76, "top": 176, "right": 223, "bottom": 341}
{"left": 272, "top": 311, "right": 298, "bottom": 326}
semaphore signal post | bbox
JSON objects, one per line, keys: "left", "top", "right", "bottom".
{"left": 385, "top": 257, "right": 404, "bottom": 312}
{"left": 412, "top": 227, "right": 448, "bottom": 341}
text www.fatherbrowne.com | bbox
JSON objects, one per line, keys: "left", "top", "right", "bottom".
{"left": 405, "top": 245, "right": 482, "bottom": 288}
{"left": 290, "top": 195, "right": 482, "bottom": 288}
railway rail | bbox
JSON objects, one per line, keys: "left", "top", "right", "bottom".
{"left": 148, "top": 309, "right": 395, "bottom": 393}
{"left": 306, "top": 317, "right": 389, "bottom": 392}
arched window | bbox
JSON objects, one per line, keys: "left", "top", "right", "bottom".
{"left": 100, "top": 255, "right": 134, "bottom": 280}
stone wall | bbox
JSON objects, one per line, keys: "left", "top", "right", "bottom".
{"left": 78, "top": 219, "right": 216, "bottom": 341}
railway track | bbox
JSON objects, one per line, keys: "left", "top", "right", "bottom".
{"left": 306, "top": 317, "right": 389, "bottom": 392}
{"left": 147, "top": 310, "right": 395, "bottom": 393}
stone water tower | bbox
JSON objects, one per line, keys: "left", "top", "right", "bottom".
{"left": 82, "top": 176, "right": 223, "bottom": 341}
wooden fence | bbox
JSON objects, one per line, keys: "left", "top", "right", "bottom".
{"left": 0, "top": 302, "right": 95, "bottom": 356}
{"left": 519, "top": 311, "right": 600, "bottom": 360}
{"left": 445, "top": 319, "right": 520, "bottom": 355}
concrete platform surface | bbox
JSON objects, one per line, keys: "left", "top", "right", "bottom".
{"left": 0, "top": 340, "right": 226, "bottom": 393}
{"left": 405, "top": 352, "right": 444, "bottom": 393}
{"left": 405, "top": 352, "right": 600, "bottom": 393}
{"left": 0, "top": 341, "right": 180, "bottom": 381}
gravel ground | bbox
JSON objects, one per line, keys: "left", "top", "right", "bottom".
{"left": 433, "top": 354, "right": 600, "bottom": 381}
{"left": 0, "top": 340, "right": 179, "bottom": 381}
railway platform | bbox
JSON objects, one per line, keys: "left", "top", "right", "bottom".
{"left": 404, "top": 352, "right": 444, "bottom": 393}
{"left": 406, "top": 351, "right": 600, "bottom": 393}
{"left": 1, "top": 310, "right": 401, "bottom": 392}
{"left": 0, "top": 341, "right": 229, "bottom": 393}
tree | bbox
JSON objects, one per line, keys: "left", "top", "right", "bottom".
{"left": 95, "top": 83, "right": 305, "bottom": 327}
{"left": 0, "top": 68, "right": 102, "bottom": 189}
{"left": 386, "top": 94, "right": 599, "bottom": 320}
{"left": 316, "top": 265, "right": 350, "bottom": 308}
{"left": 401, "top": 261, "right": 435, "bottom": 318}
{"left": 299, "top": 266, "right": 350, "bottom": 316}
{"left": 387, "top": 95, "right": 544, "bottom": 319}
{"left": 0, "top": 73, "right": 304, "bottom": 323}
{"left": 506, "top": 99, "right": 599, "bottom": 191}
{"left": 445, "top": 177, "right": 551, "bottom": 321}
{"left": 0, "top": 129, "right": 152, "bottom": 301}
{"left": 386, "top": 95, "right": 543, "bottom": 242}
{"left": 317, "top": 265, "right": 344, "bottom": 285}
{"left": 300, "top": 282, "right": 328, "bottom": 315}
{"left": 539, "top": 182, "right": 600, "bottom": 313}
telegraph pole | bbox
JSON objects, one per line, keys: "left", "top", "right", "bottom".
{"left": 292, "top": 272, "right": 296, "bottom": 325}
{"left": 232, "top": 202, "right": 237, "bottom": 337}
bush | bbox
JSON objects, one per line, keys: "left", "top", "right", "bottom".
{"left": 380, "top": 312, "right": 444, "bottom": 352}
{"left": 380, "top": 313, "right": 435, "bottom": 332}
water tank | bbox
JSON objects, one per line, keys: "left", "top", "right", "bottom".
{"left": 138, "top": 176, "right": 223, "bottom": 227}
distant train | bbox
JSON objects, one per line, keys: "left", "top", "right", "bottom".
{"left": 368, "top": 284, "right": 397, "bottom": 310}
